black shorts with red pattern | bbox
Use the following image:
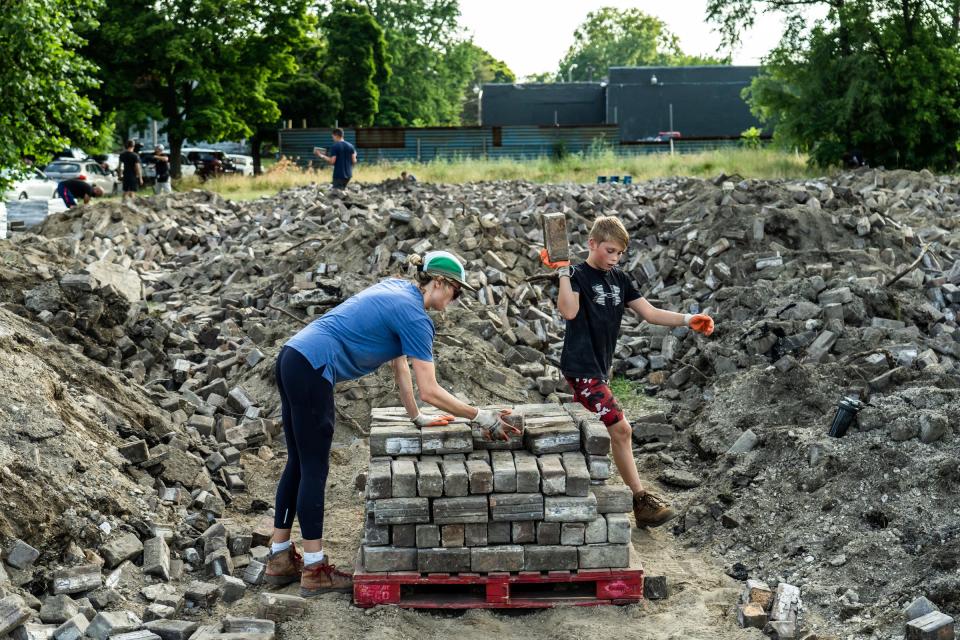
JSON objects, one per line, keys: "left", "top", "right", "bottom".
{"left": 564, "top": 376, "right": 625, "bottom": 427}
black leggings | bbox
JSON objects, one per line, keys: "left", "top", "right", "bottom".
{"left": 273, "top": 346, "right": 335, "bottom": 539}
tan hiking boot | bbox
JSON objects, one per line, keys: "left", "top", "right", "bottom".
{"left": 264, "top": 543, "right": 303, "bottom": 586}
{"left": 633, "top": 491, "right": 677, "bottom": 528}
{"left": 300, "top": 558, "right": 354, "bottom": 597}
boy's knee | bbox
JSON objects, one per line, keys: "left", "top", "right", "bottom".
{"left": 608, "top": 420, "right": 631, "bottom": 442}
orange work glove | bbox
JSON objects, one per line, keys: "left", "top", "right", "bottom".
{"left": 412, "top": 413, "right": 455, "bottom": 427}
{"left": 688, "top": 314, "right": 715, "bottom": 336}
{"left": 539, "top": 248, "right": 570, "bottom": 270}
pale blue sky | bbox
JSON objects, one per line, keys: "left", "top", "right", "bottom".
{"left": 458, "top": 0, "right": 815, "bottom": 79}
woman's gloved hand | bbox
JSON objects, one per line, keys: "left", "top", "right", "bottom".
{"left": 474, "top": 408, "right": 520, "bottom": 441}
{"left": 412, "top": 413, "right": 455, "bottom": 427}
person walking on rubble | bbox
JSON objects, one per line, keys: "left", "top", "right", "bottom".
{"left": 541, "top": 216, "right": 715, "bottom": 528}
{"left": 266, "top": 250, "right": 518, "bottom": 596}
{"left": 312, "top": 127, "right": 356, "bottom": 189}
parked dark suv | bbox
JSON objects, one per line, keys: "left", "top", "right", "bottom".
{"left": 182, "top": 148, "right": 237, "bottom": 181}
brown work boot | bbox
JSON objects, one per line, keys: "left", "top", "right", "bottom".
{"left": 264, "top": 543, "right": 303, "bottom": 586}
{"left": 633, "top": 491, "right": 677, "bottom": 528}
{"left": 300, "top": 558, "right": 354, "bottom": 597}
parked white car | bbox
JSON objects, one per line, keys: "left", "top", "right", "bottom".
{"left": 225, "top": 154, "right": 255, "bottom": 176}
{"left": 2, "top": 168, "right": 57, "bottom": 201}
{"left": 44, "top": 159, "right": 119, "bottom": 195}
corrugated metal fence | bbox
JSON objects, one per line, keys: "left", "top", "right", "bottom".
{"left": 279, "top": 126, "right": 746, "bottom": 165}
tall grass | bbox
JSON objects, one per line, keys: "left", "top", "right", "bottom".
{"left": 177, "top": 148, "right": 817, "bottom": 200}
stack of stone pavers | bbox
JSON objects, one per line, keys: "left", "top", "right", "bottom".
{"left": 361, "top": 403, "right": 633, "bottom": 574}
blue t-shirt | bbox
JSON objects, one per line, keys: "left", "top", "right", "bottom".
{"left": 285, "top": 279, "right": 434, "bottom": 384}
{"left": 327, "top": 140, "right": 356, "bottom": 180}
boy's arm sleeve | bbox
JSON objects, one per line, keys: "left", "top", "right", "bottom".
{"left": 624, "top": 273, "right": 642, "bottom": 303}
{"left": 397, "top": 317, "right": 435, "bottom": 362}
{"left": 568, "top": 266, "right": 581, "bottom": 293}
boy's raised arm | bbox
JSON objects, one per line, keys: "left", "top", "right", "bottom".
{"left": 557, "top": 275, "right": 579, "bottom": 320}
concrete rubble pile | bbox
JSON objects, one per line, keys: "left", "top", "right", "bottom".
{"left": 0, "top": 167, "right": 957, "bottom": 638}
{"left": 361, "top": 404, "right": 632, "bottom": 574}
{"left": 6, "top": 169, "right": 960, "bottom": 425}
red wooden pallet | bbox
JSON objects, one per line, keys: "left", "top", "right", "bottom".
{"left": 353, "top": 566, "right": 644, "bottom": 609}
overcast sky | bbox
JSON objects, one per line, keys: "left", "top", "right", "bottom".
{"left": 458, "top": 0, "right": 805, "bottom": 79}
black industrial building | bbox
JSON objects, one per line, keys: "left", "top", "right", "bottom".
{"left": 481, "top": 66, "right": 763, "bottom": 142}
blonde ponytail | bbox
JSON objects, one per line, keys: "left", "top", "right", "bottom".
{"left": 406, "top": 253, "right": 433, "bottom": 287}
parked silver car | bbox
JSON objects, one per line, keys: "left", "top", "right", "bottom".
{"left": 2, "top": 168, "right": 56, "bottom": 201}
{"left": 44, "top": 160, "right": 119, "bottom": 195}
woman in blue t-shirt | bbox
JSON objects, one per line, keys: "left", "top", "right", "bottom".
{"left": 265, "top": 250, "right": 518, "bottom": 596}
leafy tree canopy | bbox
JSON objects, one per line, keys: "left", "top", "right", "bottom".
{"left": 83, "top": 0, "right": 310, "bottom": 176}
{"left": 0, "top": 0, "right": 101, "bottom": 189}
{"left": 322, "top": 0, "right": 389, "bottom": 126}
{"left": 708, "top": 0, "right": 960, "bottom": 169}
{"left": 557, "top": 7, "right": 727, "bottom": 82}
{"left": 363, "top": 0, "right": 473, "bottom": 126}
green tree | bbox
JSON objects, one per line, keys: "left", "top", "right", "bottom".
{"left": 321, "top": 0, "right": 389, "bottom": 126}
{"left": 558, "top": 8, "right": 727, "bottom": 82}
{"left": 708, "top": 0, "right": 960, "bottom": 169}
{"left": 250, "top": 41, "right": 341, "bottom": 175}
{"left": 0, "top": 0, "right": 101, "bottom": 189}
{"left": 461, "top": 43, "right": 515, "bottom": 125}
{"left": 83, "top": 0, "right": 309, "bottom": 177}
{"left": 363, "top": 0, "right": 474, "bottom": 126}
